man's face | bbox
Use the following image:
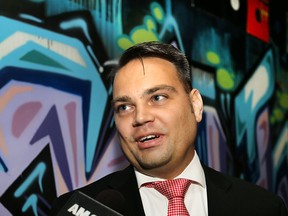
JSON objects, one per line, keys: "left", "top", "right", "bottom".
{"left": 112, "top": 57, "right": 203, "bottom": 179}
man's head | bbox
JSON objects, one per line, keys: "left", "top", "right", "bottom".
{"left": 112, "top": 41, "right": 192, "bottom": 94}
{"left": 112, "top": 41, "right": 203, "bottom": 179}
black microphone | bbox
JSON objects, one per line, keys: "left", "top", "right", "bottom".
{"left": 96, "top": 189, "right": 126, "bottom": 215}
{"left": 56, "top": 190, "right": 124, "bottom": 216}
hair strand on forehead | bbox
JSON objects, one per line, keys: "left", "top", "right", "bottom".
{"left": 138, "top": 57, "right": 145, "bottom": 76}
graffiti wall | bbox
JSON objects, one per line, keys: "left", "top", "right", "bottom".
{"left": 0, "top": 0, "right": 287, "bottom": 215}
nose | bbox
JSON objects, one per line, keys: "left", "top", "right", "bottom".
{"left": 132, "top": 105, "right": 155, "bottom": 127}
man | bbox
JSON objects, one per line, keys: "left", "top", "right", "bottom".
{"left": 50, "top": 41, "right": 287, "bottom": 216}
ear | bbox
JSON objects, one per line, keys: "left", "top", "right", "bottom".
{"left": 189, "top": 89, "right": 203, "bottom": 122}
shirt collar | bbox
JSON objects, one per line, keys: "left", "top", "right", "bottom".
{"left": 135, "top": 151, "right": 206, "bottom": 189}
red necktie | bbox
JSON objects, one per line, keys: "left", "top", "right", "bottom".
{"left": 144, "top": 178, "right": 191, "bottom": 216}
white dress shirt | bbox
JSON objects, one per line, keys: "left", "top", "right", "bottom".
{"left": 135, "top": 151, "right": 208, "bottom": 216}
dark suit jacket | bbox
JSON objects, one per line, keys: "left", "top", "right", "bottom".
{"left": 49, "top": 165, "right": 288, "bottom": 216}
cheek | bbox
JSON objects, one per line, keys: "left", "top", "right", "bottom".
{"left": 118, "top": 134, "right": 134, "bottom": 157}
{"left": 115, "top": 118, "right": 130, "bottom": 136}
{"left": 116, "top": 120, "right": 135, "bottom": 146}
{"left": 171, "top": 105, "right": 194, "bottom": 124}
{"left": 170, "top": 106, "right": 196, "bottom": 135}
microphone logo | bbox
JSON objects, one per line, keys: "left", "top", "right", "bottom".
{"left": 56, "top": 190, "right": 124, "bottom": 216}
{"left": 67, "top": 203, "right": 97, "bottom": 216}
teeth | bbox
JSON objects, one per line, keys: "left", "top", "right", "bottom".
{"left": 139, "top": 135, "right": 158, "bottom": 142}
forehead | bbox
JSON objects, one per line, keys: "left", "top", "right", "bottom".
{"left": 113, "top": 58, "right": 181, "bottom": 94}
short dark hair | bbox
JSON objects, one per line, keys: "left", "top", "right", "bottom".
{"left": 111, "top": 41, "right": 192, "bottom": 93}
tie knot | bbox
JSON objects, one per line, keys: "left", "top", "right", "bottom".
{"left": 144, "top": 178, "right": 191, "bottom": 200}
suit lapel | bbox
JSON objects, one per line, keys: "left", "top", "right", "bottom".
{"left": 108, "top": 166, "right": 146, "bottom": 216}
{"left": 203, "top": 165, "right": 241, "bottom": 216}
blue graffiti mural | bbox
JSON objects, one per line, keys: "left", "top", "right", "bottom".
{"left": 0, "top": 0, "right": 287, "bottom": 215}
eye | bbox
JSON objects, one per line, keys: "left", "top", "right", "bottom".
{"left": 152, "top": 94, "right": 167, "bottom": 102}
{"left": 115, "top": 104, "right": 133, "bottom": 114}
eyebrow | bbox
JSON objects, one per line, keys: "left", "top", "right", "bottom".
{"left": 111, "top": 84, "right": 177, "bottom": 106}
{"left": 143, "top": 84, "right": 176, "bottom": 95}
{"left": 111, "top": 95, "right": 132, "bottom": 107}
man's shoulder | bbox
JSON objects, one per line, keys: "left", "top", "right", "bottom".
{"left": 203, "top": 165, "right": 277, "bottom": 196}
{"left": 79, "top": 165, "right": 134, "bottom": 194}
{"left": 49, "top": 166, "right": 134, "bottom": 215}
{"left": 203, "top": 165, "right": 287, "bottom": 215}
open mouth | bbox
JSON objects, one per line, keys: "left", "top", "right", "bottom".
{"left": 138, "top": 135, "right": 160, "bottom": 142}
